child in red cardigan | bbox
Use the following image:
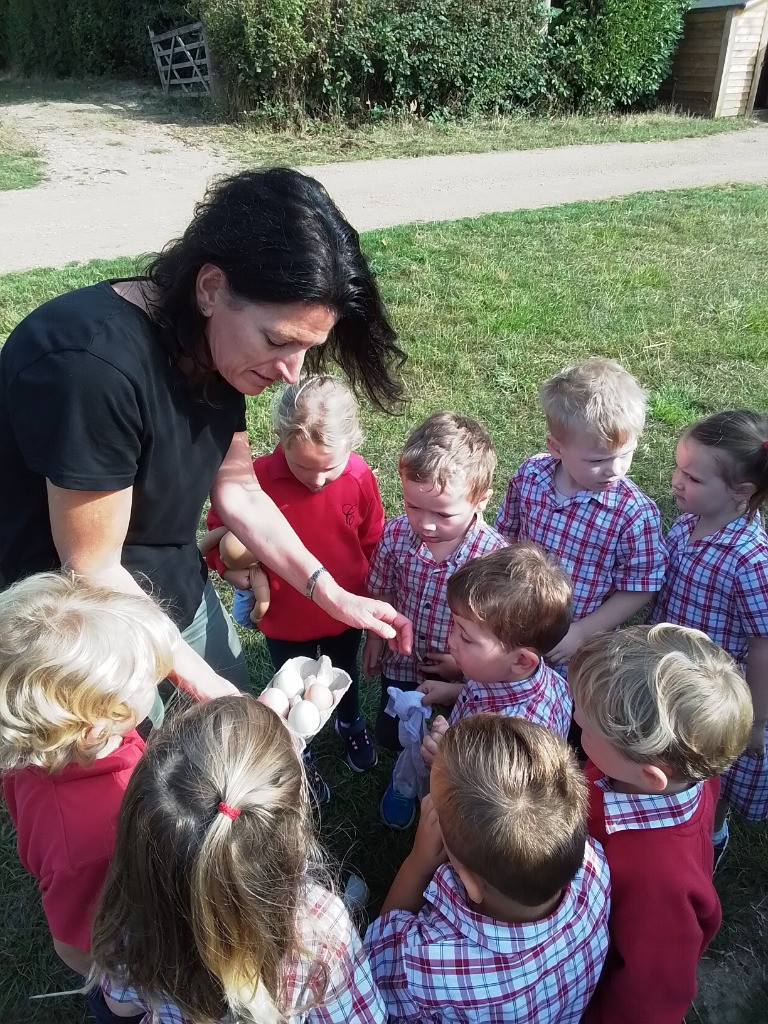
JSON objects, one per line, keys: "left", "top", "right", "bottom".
{"left": 569, "top": 624, "right": 752, "bottom": 1024}
{"left": 203, "top": 376, "right": 384, "bottom": 790}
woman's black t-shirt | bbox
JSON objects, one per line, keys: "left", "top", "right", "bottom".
{"left": 0, "top": 282, "right": 246, "bottom": 628}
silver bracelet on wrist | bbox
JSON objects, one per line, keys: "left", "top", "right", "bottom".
{"left": 306, "top": 566, "right": 329, "bottom": 602}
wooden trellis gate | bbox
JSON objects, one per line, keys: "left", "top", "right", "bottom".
{"left": 148, "top": 21, "right": 214, "bottom": 97}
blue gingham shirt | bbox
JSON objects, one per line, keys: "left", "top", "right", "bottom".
{"left": 648, "top": 513, "right": 768, "bottom": 667}
{"left": 448, "top": 661, "right": 573, "bottom": 741}
{"left": 364, "top": 845, "right": 610, "bottom": 1023}
{"left": 366, "top": 513, "right": 507, "bottom": 682}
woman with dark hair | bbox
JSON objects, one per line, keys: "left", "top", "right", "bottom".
{"left": 0, "top": 168, "right": 411, "bottom": 699}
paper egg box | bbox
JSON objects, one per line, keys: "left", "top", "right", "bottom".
{"left": 259, "top": 655, "right": 351, "bottom": 745}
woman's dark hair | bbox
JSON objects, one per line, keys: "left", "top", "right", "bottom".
{"left": 144, "top": 167, "right": 405, "bottom": 412}
{"left": 685, "top": 409, "right": 768, "bottom": 518}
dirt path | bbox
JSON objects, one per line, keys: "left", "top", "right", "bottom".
{"left": 1, "top": 98, "right": 768, "bottom": 272}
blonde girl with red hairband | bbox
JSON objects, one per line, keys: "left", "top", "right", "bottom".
{"left": 90, "top": 696, "right": 386, "bottom": 1024}
{"left": 648, "top": 409, "right": 768, "bottom": 864}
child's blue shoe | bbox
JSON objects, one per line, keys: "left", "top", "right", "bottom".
{"left": 335, "top": 716, "right": 378, "bottom": 772}
{"left": 380, "top": 783, "right": 416, "bottom": 830}
{"left": 232, "top": 587, "right": 256, "bottom": 629}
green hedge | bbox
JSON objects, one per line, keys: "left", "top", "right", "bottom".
{"left": 0, "top": 0, "right": 192, "bottom": 77}
{"left": 546, "top": 0, "right": 692, "bottom": 109}
{"left": 0, "top": 0, "right": 691, "bottom": 117}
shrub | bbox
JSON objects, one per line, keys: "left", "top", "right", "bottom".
{"left": 546, "top": 0, "right": 692, "bottom": 110}
{"left": 321, "top": 0, "right": 550, "bottom": 118}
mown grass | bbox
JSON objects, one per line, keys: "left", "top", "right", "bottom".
{"left": 0, "top": 77, "right": 750, "bottom": 167}
{"left": 1, "top": 185, "right": 767, "bottom": 1023}
{"left": 0, "top": 119, "right": 43, "bottom": 190}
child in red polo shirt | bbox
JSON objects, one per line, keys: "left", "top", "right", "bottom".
{"left": 0, "top": 571, "right": 179, "bottom": 1022}
{"left": 203, "top": 375, "right": 385, "bottom": 788}
{"left": 569, "top": 624, "right": 752, "bottom": 1024}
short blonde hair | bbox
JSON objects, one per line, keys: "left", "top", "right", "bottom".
{"left": 399, "top": 411, "right": 496, "bottom": 504}
{"left": 434, "top": 715, "right": 587, "bottom": 906}
{"left": 273, "top": 375, "right": 363, "bottom": 453}
{"left": 540, "top": 357, "right": 646, "bottom": 447}
{"left": 569, "top": 624, "right": 752, "bottom": 781}
{"left": 447, "top": 543, "right": 572, "bottom": 655}
{"left": 0, "top": 573, "right": 179, "bottom": 773}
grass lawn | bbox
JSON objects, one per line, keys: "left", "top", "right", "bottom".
{"left": 0, "top": 77, "right": 751, "bottom": 167}
{"left": 0, "top": 118, "right": 43, "bottom": 190}
{"left": 1, "top": 184, "right": 767, "bottom": 1023}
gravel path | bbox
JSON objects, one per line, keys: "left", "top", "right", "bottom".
{"left": 1, "top": 99, "right": 767, "bottom": 273}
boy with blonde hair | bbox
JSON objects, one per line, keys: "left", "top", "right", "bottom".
{"left": 365, "top": 715, "right": 611, "bottom": 1023}
{"left": 0, "top": 572, "right": 178, "bottom": 1019}
{"left": 570, "top": 624, "right": 752, "bottom": 1024}
{"left": 495, "top": 358, "right": 667, "bottom": 674}
{"left": 421, "top": 543, "right": 574, "bottom": 766}
{"left": 364, "top": 411, "right": 507, "bottom": 826}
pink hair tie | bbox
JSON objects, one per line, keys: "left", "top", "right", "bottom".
{"left": 218, "top": 801, "right": 241, "bottom": 821}
{"left": 763, "top": 440, "right": 768, "bottom": 450}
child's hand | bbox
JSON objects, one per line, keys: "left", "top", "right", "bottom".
{"left": 747, "top": 721, "right": 766, "bottom": 758}
{"left": 547, "top": 621, "right": 587, "bottom": 665}
{"left": 362, "top": 632, "right": 385, "bottom": 677}
{"left": 410, "top": 793, "right": 446, "bottom": 873}
{"left": 417, "top": 679, "right": 464, "bottom": 707}
{"left": 421, "top": 714, "right": 449, "bottom": 766}
{"left": 418, "top": 652, "right": 462, "bottom": 682}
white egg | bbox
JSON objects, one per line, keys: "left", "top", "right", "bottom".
{"left": 273, "top": 668, "right": 304, "bottom": 700}
{"left": 305, "top": 683, "right": 334, "bottom": 712}
{"left": 316, "top": 655, "right": 333, "bottom": 686}
{"left": 258, "top": 688, "right": 289, "bottom": 718}
{"left": 302, "top": 673, "right": 317, "bottom": 691}
{"left": 288, "top": 699, "right": 321, "bottom": 736}
{"left": 290, "top": 694, "right": 303, "bottom": 708}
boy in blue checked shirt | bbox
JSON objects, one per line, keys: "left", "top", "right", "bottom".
{"left": 365, "top": 715, "right": 611, "bottom": 1024}
{"left": 421, "top": 543, "right": 574, "bottom": 767}
{"left": 363, "top": 411, "right": 506, "bottom": 827}
{"left": 494, "top": 358, "right": 667, "bottom": 676}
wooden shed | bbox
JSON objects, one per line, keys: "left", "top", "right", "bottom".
{"left": 660, "top": 0, "right": 768, "bottom": 116}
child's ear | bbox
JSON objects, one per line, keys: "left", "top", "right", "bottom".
{"left": 475, "top": 487, "right": 493, "bottom": 513}
{"left": 453, "top": 861, "right": 485, "bottom": 907}
{"left": 510, "top": 646, "right": 539, "bottom": 675}
{"left": 640, "top": 764, "right": 670, "bottom": 793}
{"left": 546, "top": 433, "right": 563, "bottom": 460}
{"left": 733, "top": 480, "right": 756, "bottom": 508}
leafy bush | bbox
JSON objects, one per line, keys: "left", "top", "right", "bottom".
{"left": 321, "top": 0, "right": 549, "bottom": 118}
{"left": 0, "top": 0, "right": 693, "bottom": 118}
{"left": 546, "top": 0, "right": 692, "bottom": 110}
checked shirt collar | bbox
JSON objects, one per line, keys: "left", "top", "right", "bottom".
{"left": 681, "top": 513, "right": 757, "bottom": 548}
{"left": 533, "top": 455, "right": 627, "bottom": 510}
{"left": 425, "top": 862, "right": 584, "bottom": 955}
{"left": 594, "top": 774, "right": 704, "bottom": 834}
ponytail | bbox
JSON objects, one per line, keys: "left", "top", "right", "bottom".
{"left": 92, "top": 696, "right": 330, "bottom": 1024}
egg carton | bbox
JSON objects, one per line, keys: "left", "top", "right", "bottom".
{"left": 257, "top": 654, "right": 351, "bottom": 745}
